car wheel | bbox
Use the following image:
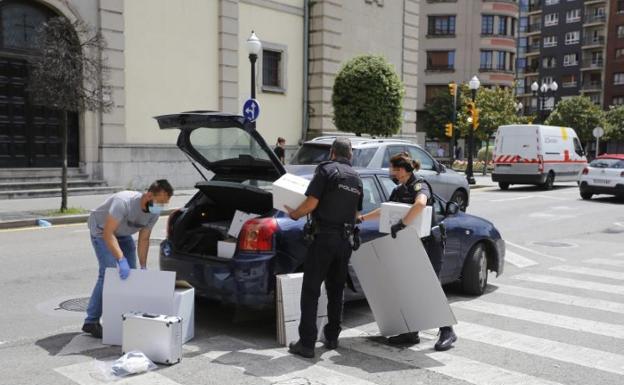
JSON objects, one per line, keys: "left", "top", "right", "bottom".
{"left": 450, "top": 190, "right": 468, "bottom": 212}
{"left": 461, "top": 243, "right": 488, "bottom": 296}
{"left": 498, "top": 182, "right": 510, "bottom": 191}
{"left": 541, "top": 172, "right": 555, "bottom": 190}
{"left": 580, "top": 188, "right": 593, "bottom": 200}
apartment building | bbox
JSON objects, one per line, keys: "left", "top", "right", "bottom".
{"left": 605, "top": 0, "right": 624, "bottom": 107}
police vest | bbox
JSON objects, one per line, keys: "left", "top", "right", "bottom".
{"left": 312, "top": 160, "right": 363, "bottom": 227}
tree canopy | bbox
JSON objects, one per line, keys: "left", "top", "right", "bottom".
{"left": 605, "top": 105, "right": 624, "bottom": 142}
{"left": 544, "top": 96, "right": 605, "bottom": 145}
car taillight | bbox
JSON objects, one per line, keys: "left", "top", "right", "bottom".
{"left": 238, "top": 218, "right": 278, "bottom": 252}
{"left": 538, "top": 155, "right": 544, "bottom": 173}
{"left": 582, "top": 168, "right": 589, "bottom": 175}
{"left": 166, "top": 209, "right": 182, "bottom": 239}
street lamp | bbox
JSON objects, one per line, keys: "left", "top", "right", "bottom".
{"left": 531, "top": 80, "right": 558, "bottom": 122}
{"left": 465, "top": 75, "right": 480, "bottom": 185}
{"left": 515, "top": 101, "right": 524, "bottom": 115}
{"left": 246, "top": 31, "right": 262, "bottom": 99}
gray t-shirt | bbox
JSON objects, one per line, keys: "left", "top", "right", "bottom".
{"left": 88, "top": 191, "right": 159, "bottom": 237}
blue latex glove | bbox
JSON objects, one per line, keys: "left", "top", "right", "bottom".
{"left": 117, "top": 257, "right": 130, "bottom": 280}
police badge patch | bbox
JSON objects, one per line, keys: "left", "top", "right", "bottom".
{"left": 414, "top": 183, "right": 422, "bottom": 191}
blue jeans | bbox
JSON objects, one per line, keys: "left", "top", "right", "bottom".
{"left": 84, "top": 235, "right": 137, "bottom": 324}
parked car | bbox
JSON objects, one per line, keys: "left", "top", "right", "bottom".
{"left": 289, "top": 136, "right": 471, "bottom": 211}
{"left": 578, "top": 154, "right": 624, "bottom": 200}
{"left": 492, "top": 124, "right": 588, "bottom": 190}
{"left": 156, "top": 112, "right": 505, "bottom": 310}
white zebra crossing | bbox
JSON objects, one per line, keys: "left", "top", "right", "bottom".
{"left": 513, "top": 273, "right": 624, "bottom": 296}
{"left": 550, "top": 265, "right": 624, "bottom": 281}
{"left": 505, "top": 250, "right": 539, "bottom": 268}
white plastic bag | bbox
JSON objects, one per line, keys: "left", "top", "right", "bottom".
{"left": 95, "top": 351, "right": 157, "bottom": 381}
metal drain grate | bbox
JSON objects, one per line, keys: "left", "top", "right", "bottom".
{"left": 533, "top": 241, "right": 575, "bottom": 248}
{"left": 58, "top": 297, "right": 90, "bottom": 312}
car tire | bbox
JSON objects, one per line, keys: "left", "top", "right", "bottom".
{"left": 541, "top": 172, "right": 555, "bottom": 190}
{"left": 461, "top": 243, "right": 488, "bottom": 296}
{"left": 580, "top": 190, "right": 593, "bottom": 200}
{"left": 498, "top": 182, "right": 510, "bottom": 191}
{"left": 450, "top": 190, "right": 468, "bottom": 212}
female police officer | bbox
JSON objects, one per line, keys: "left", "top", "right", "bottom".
{"left": 359, "top": 152, "right": 457, "bottom": 351}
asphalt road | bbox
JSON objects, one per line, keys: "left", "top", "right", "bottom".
{"left": 1, "top": 182, "right": 623, "bottom": 385}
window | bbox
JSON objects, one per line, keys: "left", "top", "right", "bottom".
{"left": 543, "top": 36, "right": 557, "bottom": 47}
{"left": 542, "top": 56, "right": 557, "bottom": 68}
{"left": 480, "top": 50, "right": 493, "bottom": 70}
{"left": 563, "top": 53, "right": 578, "bottom": 66}
{"left": 561, "top": 74, "right": 577, "bottom": 88}
{"left": 613, "top": 96, "right": 624, "bottom": 106}
{"left": 428, "top": 15, "right": 456, "bottom": 36}
{"left": 352, "top": 148, "right": 377, "bottom": 168}
{"left": 545, "top": 0, "right": 559, "bottom": 5}
{"left": 519, "top": 16, "right": 528, "bottom": 33}
{"left": 544, "top": 13, "right": 559, "bottom": 26}
{"left": 426, "top": 51, "right": 455, "bottom": 71}
{"left": 565, "top": 31, "right": 580, "bottom": 45}
{"left": 262, "top": 49, "right": 283, "bottom": 91}
{"left": 618, "top": 25, "right": 624, "bottom": 39}
{"left": 566, "top": 9, "right": 580, "bottom": 23}
{"left": 618, "top": 0, "right": 624, "bottom": 14}
{"left": 615, "top": 73, "right": 624, "bottom": 85}
{"left": 379, "top": 176, "right": 397, "bottom": 198}
{"left": 511, "top": 18, "right": 517, "bottom": 36}
{"left": 497, "top": 51, "right": 506, "bottom": 70}
{"left": 498, "top": 16, "right": 508, "bottom": 35}
{"left": 1, "top": 3, "right": 53, "bottom": 51}
{"left": 425, "top": 85, "right": 448, "bottom": 104}
{"left": 573, "top": 138, "right": 584, "bottom": 157}
{"left": 382, "top": 145, "right": 407, "bottom": 168}
{"left": 407, "top": 146, "right": 436, "bottom": 171}
{"left": 616, "top": 48, "right": 624, "bottom": 58}
{"left": 482, "top": 15, "right": 494, "bottom": 35}
{"left": 361, "top": 177, "right": 383, "bottom": 214}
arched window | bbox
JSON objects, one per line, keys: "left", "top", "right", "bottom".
{"left": 1, "top": 1, "right": 55, "bottom": 52}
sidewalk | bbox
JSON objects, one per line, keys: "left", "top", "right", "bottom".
{"left": 0, "top": 189, "right": 196, "bottom": 229}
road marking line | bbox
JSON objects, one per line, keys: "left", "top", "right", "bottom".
{"left": 453, "top": 299, "right": 624, "bottom": 339}
{"left": 490, "top": 196, "right": 534, "bottom": 202}
{"left": 341, "top": 324, "right": 565, "bottom": 385}
{"left": 513, "top": 273, "right": 624, "bottom": 296}
{"left": 456, "top": 322, "right": 624, "bottom": 376}
{"left": 55, "top": 361, "right": 183, "bottom": 385}
{"left": 505, "top": 250, "right": 539, "bottom": 268}
{"left": 0, "top": 222, "right": 84, "bottom": 233}
{"left": 586, "top": 258, "right": 624, "bottom": 268}
{"left": 550, "top": 265, "right": 624, "bottom": 281}
{"left": 505, "top": 241, "right": 566, "bottom": 262}
{"left": 493, "top": 283, "right": 624, "bottom": 315}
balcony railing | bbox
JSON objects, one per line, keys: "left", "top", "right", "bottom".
{"left": 582, "top": 58, "right": 604, "bottom": 68}
{"left": 426, "top": 65, "right": 455, "bottom": 71}
{"left": 582, "top": 81, "right": 602, "bottom": 90}
{"left": 584, "top": 14, "right": 606, "bottom": 24}
{"left": 582, "top": 36, "right": 605, "bottom": 46}
{"left": 561, "top": 81, "right": 578, "bottom": 88}
{"left": 528, "top": 23, "right": 542, "bottom": 33}
{"left": 526, "top": 43, "right": 541, "bottom": 53}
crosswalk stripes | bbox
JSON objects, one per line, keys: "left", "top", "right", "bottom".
{"left": 550, "top": 265, "right": 624, "bottom": 281}
{"left": 584, "top": 258, "right": 624, "bottom": 268}
{"left": 512, "top": 273, "right": 624, "bottom": 296}
{"left": 453, "top": 299, "right": 624, "bottom": 339}
{"left": 505, "top": 250, "right": 539, "bottom": 268}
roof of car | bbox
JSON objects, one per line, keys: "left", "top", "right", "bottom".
{"left": 305, "top": 136, "right": 414, "bottom": 146}
{"left": 596, "top": 154, "right": 624, "bottom": 160}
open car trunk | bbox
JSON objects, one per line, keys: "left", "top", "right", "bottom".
{"left": 169, "top": 181, "right": 274, "bottom": 257}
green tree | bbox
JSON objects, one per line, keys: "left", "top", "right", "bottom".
{"left": 421, "top": 92, "right": 454, "bottom": 140}
{"left": 545, "top": 96, "right": 605, "bottom": 148}
{"left": 332, "top": 55, "right": 405, "bottom": 136}
{"left": 29, "top": 17, "right": 112, "bottom": 211}
{"left": 605, "top": 105, "right": 624, "bottom": 142}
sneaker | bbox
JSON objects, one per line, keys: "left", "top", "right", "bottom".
{"left": 288, "top": 340, "right": 315, "bottom": 358}
{"left": 434, "top": 327, "right": 457, "bottom": 351}
{"left": 387, "top": 332, "right": 420, "bottom": 345}
{"left": 82, "top": 322, "right": 102, "bottom": 339}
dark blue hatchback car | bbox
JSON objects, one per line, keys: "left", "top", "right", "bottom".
{"left": 156, "top": 112, "right": 505, "bottom": 309}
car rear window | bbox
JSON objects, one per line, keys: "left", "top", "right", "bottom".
{"left": 590, "top": 158, "right": 624, "bottom": 169}
{"left": 290, "top": 144, "right": 330, "bottom": 165}
{"left": 352, "top": 148, "right": 377, "bottom": 168}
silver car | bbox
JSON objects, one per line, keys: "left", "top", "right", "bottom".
{"left": 288, "top": 136, "right": 471, "bottom": 210}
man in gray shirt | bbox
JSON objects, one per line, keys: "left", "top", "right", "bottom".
{"left": 82, "top": 179, "right": 174, "bottom": 338}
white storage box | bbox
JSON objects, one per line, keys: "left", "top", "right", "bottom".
{"left": 272, "top": 173, "right": 310, "bottom": 212}
{"left": 122, "top": 312, "right": 182, "bottom": 365}
{"left": 379, "top": 202, "right": 432, "bottom": 237}
{"left": 228, "top": 210, "right": 259, "bottom": 237}
{"left": 217, "top": 240, "right": 237, "bottom": 258}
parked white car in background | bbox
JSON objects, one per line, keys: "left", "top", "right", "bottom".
{"left": 492, "top": 125, "right": 587, "bottom": 190}
{"left": 578, "top": 154, "right": 624, "bottom": 200}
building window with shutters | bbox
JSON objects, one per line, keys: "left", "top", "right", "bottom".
{"left": 260, "top": 43, "right": 287, "bottom": 94}
{"left": 426, "top": 50, "right": 455, "bottom": 71}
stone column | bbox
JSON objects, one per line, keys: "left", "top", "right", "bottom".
{"left": 219, "top": 0, "right": 239, "bottom": 114}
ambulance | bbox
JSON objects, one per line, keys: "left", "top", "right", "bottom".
{"left": 492, "top": 125, "right": 587, "bottom": 190}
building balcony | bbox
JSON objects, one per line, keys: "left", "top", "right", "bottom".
{"left": 584, "top": 14, "right": 606, "bottom": 25}
{"left": 426, "top": 65, "right": 455, "bottom": 72}
{"left": 581, "top": 59, "right": 604, "bottom": 70}
{"left": 528, "top": 1, "right": 542, "bottom": 14}
{"left": 581, "top": 81, "right": 602, "bottom": 91}
{"left": 582, "top": 36, "right": 605, "bottom": 48}
{"left": 561, "top": 81, "right": 578, "bottom": 88}
{"left": 478, "top": 66, "right": 514, "bottom": 73}
{"left": 584, "top": 0, "right": 606, "bottom": 5}
{"left": 525, "top": 43, "right": 541, "bottom": 55}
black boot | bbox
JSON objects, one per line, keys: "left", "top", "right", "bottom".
{"left": 387, "top": 332, "right": 420, "bottom": 345}
{"left": 288, "top": 340, "right": 315, "bottom": 358}
{"left": 81, "top": 322, "right": 102, "bottom": 339}
{"left": 323, "top": 324, "right": 339, "bottom": 350}
{"left": 435, "top": 326, "right": 457, "bottom": 351}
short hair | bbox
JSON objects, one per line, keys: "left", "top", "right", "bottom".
{"left": 277, "top": 137, "right": 286, "bottom": 144}
{"left": 331, "top": 137, "right": 352, "bottom": 159}
{"left": 148, "top": 179, "right": 174, "bottom": 197}
{"left": 390, "top": 153, "right": 420, "bottom": 172}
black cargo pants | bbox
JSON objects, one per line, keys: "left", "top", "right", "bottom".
{"left": 298, "top": 232, "right": 352, "bottom": 348}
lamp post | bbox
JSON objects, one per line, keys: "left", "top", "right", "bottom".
{"left": 465, "top": 75, "right": 480, "bottom": 185}
{"left": 515, "top": 101, "right": 524, "bottom": 116}
{"left": 246, "top": 31, "right": 262, "bottom": 99}
{"left": 531, "top": 80, "right": 558, "bottom": 122}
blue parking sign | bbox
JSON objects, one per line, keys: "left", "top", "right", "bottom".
{"left": 243, "top": 99, "right": 260, "bottom": 122}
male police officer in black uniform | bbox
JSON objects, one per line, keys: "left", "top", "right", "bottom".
{"left": 359, "top": 153, "right": 457, "bottom": 351}
{"left": 284, "top": 137, "right": 363, "bottom": 358}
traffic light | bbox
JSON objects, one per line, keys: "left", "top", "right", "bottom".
{"left": 444, "top": 123, "right": 453, "bottom": 138}
{"left": 466, "top": 102, "right": 480, "bottom": 130}
{"left": 448, "top": 82, "right": 457, "bottom": 97}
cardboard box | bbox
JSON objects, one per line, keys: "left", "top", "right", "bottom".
{"left": 379, "top": 202, "right": 432, "bottom": 237}
{"left": 272, "top": 173, "right": 310, "bottom": 212}
{"left": 103, "top": 269, "right": 195, "bottom": 345}
{"left": 228, "top": 210, "right": 259, "bottom": 237}
{"left": 350, "top": 228, "right": 456, "bottom": 336}
{"left": 217, "top": 240, "right": 237, "bottom": 259}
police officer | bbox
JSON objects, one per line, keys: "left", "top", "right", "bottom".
{"left": 284, "top": 137, "right": 364, "bottom": 358}
{"left": 359, "top": 152, "right": 457, "bottom": 351}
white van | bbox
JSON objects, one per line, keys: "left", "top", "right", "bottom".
{"left": 492, "top": 125, "right": 587, "bottom": 190}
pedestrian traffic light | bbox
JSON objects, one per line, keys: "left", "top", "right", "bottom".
{"left": 444, "top": 123, "right": 453, "bottom": 138}
{"left": 448, "top": 82, "right": 457, "bottom": 97}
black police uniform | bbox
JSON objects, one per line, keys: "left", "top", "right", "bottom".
{"left": 298, "top": 157, "right": 363, "bottom": 349}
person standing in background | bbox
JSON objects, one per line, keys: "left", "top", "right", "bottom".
{"left": 274, "top": 137, "right": 286, "bottom": 164}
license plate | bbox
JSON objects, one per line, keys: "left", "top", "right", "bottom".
{"left": 593, "top": 179, "right": 610, "bottom": 185}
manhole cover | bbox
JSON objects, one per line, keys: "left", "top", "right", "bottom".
{"left": 58, "top": 297, "right": 90, "bottom": 312}
{"left": 533, "top": 241, "right": 575, "bottom": 248}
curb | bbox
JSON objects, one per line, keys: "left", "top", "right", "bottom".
{"left": 0, "top": 208, "right": 179, "bottom": 230}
